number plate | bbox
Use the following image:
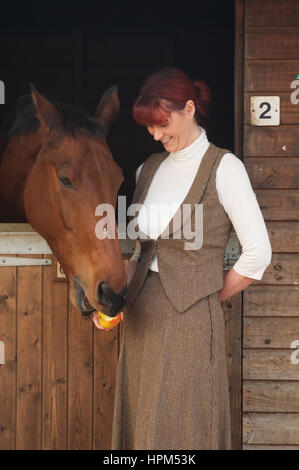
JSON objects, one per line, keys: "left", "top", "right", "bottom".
{"left": 250, "top": 96, "right": 280, "bottom": 126}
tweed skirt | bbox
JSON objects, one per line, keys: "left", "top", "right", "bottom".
{"left": 111, "top": 270, "right": 232, "bottom": 450}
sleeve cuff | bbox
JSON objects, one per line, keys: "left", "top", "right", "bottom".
{"left": 232, "top": 264, "right": 264, "bottom": 281}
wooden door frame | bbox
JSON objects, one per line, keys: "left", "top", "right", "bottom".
{"left": 230, "top": 0, "right": 245, "bottom": 450}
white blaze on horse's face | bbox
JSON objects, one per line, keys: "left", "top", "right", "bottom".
{"left": 23, "top": 85, "right": 127, "bottom": 317}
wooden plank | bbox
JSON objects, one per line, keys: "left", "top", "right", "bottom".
{"left": 245, "top": 158, "right": 299, "bottom": 189}
{"left": 243, "top": 444, "right": 299, "bottom": 449}
{"left": 68, "top": 302, "right": 93, "bottom": 450}
{"left": 42, "top": 254, "right": 68, "bottom": 450}
{"left": 93, "top": 328, "right": 119, "bottom": 450}
{"left": 256, "top": 253, "right": 299, "bottom": 285}
{"left": 255, "top": 191, "right": 299, "bottom": 221}
{"left": 244, "top": 126, "right": 299, "bottom": 157}
{"left": 0, "top": 261, "right": 17, "bottom": 449}
{"left": 244, "top": 317, "right": 299, "bottom": 348}
{"left": 222, "top": 293, "right": 242, "bottom": 450}
{"left": 16, "top": 256, "right": 42, "bottom": 449}
{"left": 243, "top": 349, "right": 299, "bottom": 380}
{"left": 245, "top": 92, "right": 299, "bottom": 125}
{"left": 231, "top": 1, "right": 246, "bottom": 446}
{"left": 246, "top": 26, "right": 299, "bottom": 34}
{"left": 246, "top": 29, "right": 299, "bottom": 59}
{"left": 244, "top": 285, "right": 299, "bottom": 316}
{"left": 245, "top": 0, "right": 299, "bottom": 27}
{"left": 267, "top": 221, "right": 299, "bottom": 253}
{"left": 245, "top": 60, "right": 299, "bottom": 92}
{"left": 243, "top": 413, "right": 299, "bottom": 445}
{"left": 243, "top": 380, "right": 299, "bottom": 412}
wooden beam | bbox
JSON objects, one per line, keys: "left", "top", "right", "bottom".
{"left": 232, "top": 0, "right": 245, "bottom": 451}
{"left": 245, "top": 0, "right": 299, "bottom": 27}
{"left": 244, "top": 285, "right": 299, "bottom": 316}
{"left": 243, "top": 412, "right": 299, "bottom": 445}
{"left": 243, "top": 349, "right": 299, "bottom": 380}
{"left": 243, "top": 381, "right": 299, "bottom": 412}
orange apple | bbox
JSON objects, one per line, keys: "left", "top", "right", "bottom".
{"left": 97, "top": 311, "right": 122, "bottom": 329}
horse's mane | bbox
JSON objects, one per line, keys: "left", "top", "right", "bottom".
{"left": 5, "top": 94, "right": 105, "bottom": 140}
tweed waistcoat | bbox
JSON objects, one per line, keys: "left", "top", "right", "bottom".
{"left": 125, "top": 142, "right": 233, "bottom": 313}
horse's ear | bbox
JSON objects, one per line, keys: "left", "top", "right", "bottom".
{"left": 30, "top": 83, "right": 63, "bottom": 132}
{"left": 95, "top": 85, "right": 119, "bottom": 135}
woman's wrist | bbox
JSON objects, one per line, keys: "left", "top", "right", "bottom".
{"left": 218, "top": 268, "right": 254, "bottom": 302}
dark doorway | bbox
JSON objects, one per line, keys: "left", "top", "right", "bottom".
{"left": 0, "top": 1, "right": 235, "bottom": 204}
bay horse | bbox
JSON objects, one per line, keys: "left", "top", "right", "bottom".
{"left": 0, "top": 86, "right": 127, "bottom": 317}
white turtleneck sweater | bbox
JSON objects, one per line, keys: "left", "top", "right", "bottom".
{"left": 131, "top": 127, "right": 272, "bottom": 280}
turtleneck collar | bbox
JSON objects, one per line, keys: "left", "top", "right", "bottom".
{"left": 169, "top": 126, "right": 209, "bottom": 164}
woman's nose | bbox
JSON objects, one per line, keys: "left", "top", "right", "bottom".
{"left": 153, "top": 130, "right": 163, "bottom": 141}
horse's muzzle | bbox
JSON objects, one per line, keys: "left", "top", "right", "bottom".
{"left": 73, "top": 277, "right": 127, "bottom": 318}
{"left": 97, "top": 282, "right": 127, "bottom": 317}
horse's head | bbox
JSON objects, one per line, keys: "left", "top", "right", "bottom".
{"left": 23, "top": 86, "right": 127, "bottom": 317}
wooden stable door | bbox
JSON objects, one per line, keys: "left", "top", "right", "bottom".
{"left": 0, "top": 250, "right": 121, "bottom": 450}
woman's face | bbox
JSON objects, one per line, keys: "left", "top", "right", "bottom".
{"left": 147, "top": 100, "right": 199, "bottom": 153}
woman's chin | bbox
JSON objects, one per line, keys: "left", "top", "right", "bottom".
{"left": 163, "top": 140, "right": 176, "bottom": 151}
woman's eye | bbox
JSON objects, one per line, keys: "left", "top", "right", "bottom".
{"left": 59, "top": 176, "right": 73, "bottom": 188}
{"left": 161, "top": 122, "right": 169, "bottom": 127}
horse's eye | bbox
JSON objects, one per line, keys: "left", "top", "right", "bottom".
{"left": 59, "top": 176, "right": 73, "bottom": 188}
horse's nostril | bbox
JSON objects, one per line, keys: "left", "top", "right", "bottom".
{"left": 98, "top": 282, "right": 109, "bottom": 300}
{"left": 97, "top": 281, "right": 126, "bottom": 316}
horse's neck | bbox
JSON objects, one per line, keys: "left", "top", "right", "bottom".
{"left": 0, "top": 130, "right": 43, "bottom": 222}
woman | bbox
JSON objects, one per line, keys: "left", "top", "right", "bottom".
{"left": 93, "top": 68, "right": 272, "bottom": 450}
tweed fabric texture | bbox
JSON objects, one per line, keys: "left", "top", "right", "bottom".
{"left": 125, "top": 143, "right": 233, "bottom": 313}
{"left": 111, "top": 271, "right": 232, "bottom": 450}
{"left": 112, "top": 143, "right": 234, "bottom": 449}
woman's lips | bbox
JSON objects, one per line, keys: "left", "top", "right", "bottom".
{"left": 162, "top": 137, "right": 172, "bottom": 146}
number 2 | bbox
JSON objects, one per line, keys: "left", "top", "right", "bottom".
{"left": 259, "top": 102, "right": 271, "bottom": 119}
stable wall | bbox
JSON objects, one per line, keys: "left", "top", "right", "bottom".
{"left": 240, "top": 0, "right": 299, "bottom": 449}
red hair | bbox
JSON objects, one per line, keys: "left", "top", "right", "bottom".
{"left": 133, "top": 67, "right": 210, "bottom": 128}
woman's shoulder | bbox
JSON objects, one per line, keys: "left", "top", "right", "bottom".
{"left": 217, "top": 151, "right": 246, "bottom": 175}
{"left": 216, "top": 150, "right": 255, "bottom": 205}
{"left": 215, "top": 151, "right": 251, "bottom": 199}
{"left": 135, "top": 151, "right": 168, "bottom": 183}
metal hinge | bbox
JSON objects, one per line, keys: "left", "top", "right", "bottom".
{"left": 0, "top": 341, "right": 4, "bottom": 365}
{"left": 223, "top": 232, "right": 241, "bottom": 271}
{"left": 0, "top": 257, "right": 52, "bottom": 266}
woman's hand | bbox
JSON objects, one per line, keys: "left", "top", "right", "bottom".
{"left": 92, "top": 311, "right": 125, "bottom": 331}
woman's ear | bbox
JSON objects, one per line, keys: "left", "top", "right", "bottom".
{"left": 184, "top": 100, "right": 196, "bottom": 119}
